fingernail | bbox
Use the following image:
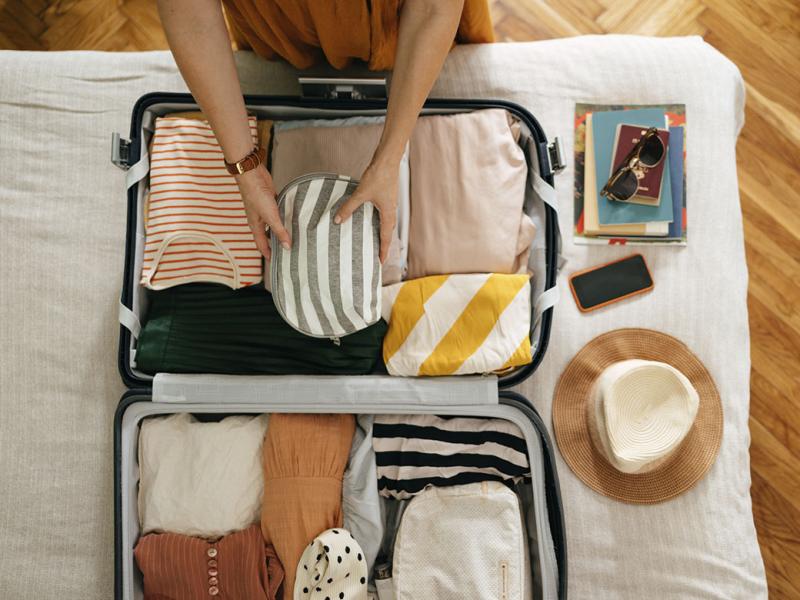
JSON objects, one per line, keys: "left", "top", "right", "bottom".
{"left": 281, "top": 241, "right": 290, "bottom": 250}
{"left": 334, "top": 216, "right": 342, "bottom": 225}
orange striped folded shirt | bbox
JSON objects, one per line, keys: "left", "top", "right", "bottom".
{"left": 141, "top": 116, "right": 263, "bottom": 290}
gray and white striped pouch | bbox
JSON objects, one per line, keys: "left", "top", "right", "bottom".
{"left": 270, "top": 173, "right": 382, "bottom": 341}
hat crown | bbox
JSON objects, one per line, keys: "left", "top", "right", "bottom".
{"left": 596, "top": 360, "right": 699, "bottom": 473}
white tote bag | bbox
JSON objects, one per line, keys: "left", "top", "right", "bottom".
{"left": 392, "top": 481, "right": 532, "bottom": 600}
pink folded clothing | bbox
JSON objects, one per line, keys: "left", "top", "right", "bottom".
{"left": 141, "top": 116, "right": 262, "bottom": 290}
{"left": 270, "top": 117, "right": 409, "bottom": 285}
{"left": 407, "top": 109, "right": 535, "bottom": 279}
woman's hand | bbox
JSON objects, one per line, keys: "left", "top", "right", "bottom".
{"left": 335, "top": 156, "right": 399, "bottom": 263}
{"left": 236, "top": 164, "right": 292, "bottom": 260}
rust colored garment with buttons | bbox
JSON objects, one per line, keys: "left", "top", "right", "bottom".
{"left": 261, "top": 413, "right": 356, "bottom": 600}
{"left": 134, "top": 524, "right": 283, "bottom": 599}
{"left": 221, "top": 0, "right": 494, "bottom": 71}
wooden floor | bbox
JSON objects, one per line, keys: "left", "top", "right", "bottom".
{"left": 1, "top": 0, "right": 798, "bottom": 596}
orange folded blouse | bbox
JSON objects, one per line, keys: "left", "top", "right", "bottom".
{"left": 134, "top": 524, "right": 284, "bottom": 600}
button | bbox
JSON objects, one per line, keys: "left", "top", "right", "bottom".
{"left": 207, "top": 548, "right": 218, "bottom": 558}
{"left": 208, "top": 569, "right": 218, "bottom": 577}
{"left": 208, "top": 559, "right": 218, "bottom": 568}
{"left": 208, "top": 586, "right": 219, "bottom": 596}
{"left": 208, "top": 577, "right": 218, "bottom": 586}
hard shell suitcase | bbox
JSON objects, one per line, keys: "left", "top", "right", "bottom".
{"left": 112, "top": 81, "right": 567, "bottom": 599}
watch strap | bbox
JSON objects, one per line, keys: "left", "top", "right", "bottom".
{"left": 224, "top": 146, "right": 265, "bottom": 175}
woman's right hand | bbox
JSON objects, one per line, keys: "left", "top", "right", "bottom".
{"left": 236, "top": 164, "right": 292, "bottom": 260}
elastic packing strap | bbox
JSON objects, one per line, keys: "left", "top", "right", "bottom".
{"left": 120, "top": 115, "right": 151, "bottom": 339}
{"left": 529, "top": 169, "right": 563, "bottom": 332}
{"left": 532, "top": 169, "right": 566, "bottom": 270}
{"left": 533, "top": 284, "right": 559, "bottom": 331}
{"left": 126, "top": 112, "right": 154, "bottom": 189}
{"left": 119, "top": 301, "right": 142, "bottom": 339}
{"left": 125, "top": 151, "right": 149, "bottom": 189}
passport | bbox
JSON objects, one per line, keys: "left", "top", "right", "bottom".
{"left": 592, "top": 108, "right": 673, "bottom": 225}
{"left": 609, "top": 124, "right": 670, "bottom": 206}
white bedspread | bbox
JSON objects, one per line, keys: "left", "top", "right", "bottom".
{"left": 0, "top": 36, "right": 766, "bottom": 599}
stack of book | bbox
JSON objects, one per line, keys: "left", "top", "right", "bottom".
{"left": 573, "top": 103, "right": 687, "bottom": 245}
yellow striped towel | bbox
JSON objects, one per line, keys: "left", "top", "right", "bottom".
{"left": 381, "top": 273, "right": 532, "bottom": 376}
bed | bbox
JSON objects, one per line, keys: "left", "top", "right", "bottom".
{"left": 0, "top": 35, "right": 766, "bottom": 598}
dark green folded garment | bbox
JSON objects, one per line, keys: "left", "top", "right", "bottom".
{"left": 135, "top": 284, "right": 387, "bottom": 375}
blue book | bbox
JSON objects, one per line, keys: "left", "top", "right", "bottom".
{"left": 593, "top": 109, "right": 674, "bottom": 225}
{"left": 667, "top": 126, "right": 684, "bottom": 238}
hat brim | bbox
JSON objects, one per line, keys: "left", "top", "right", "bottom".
{"left": 552, "top": 329, "right": 723, "bottom": 504}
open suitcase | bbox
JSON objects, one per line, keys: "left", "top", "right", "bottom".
{"left": 112, "top": 80, "right": 567, "bottom": 600}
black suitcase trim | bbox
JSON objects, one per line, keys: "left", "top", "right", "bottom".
{"left": 113, "top": 389, "right": 567, "bottom": 600}
{"left": 118, "top": 92, "right": 558, "bottom": 391}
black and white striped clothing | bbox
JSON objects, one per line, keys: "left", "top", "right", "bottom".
{"left": 372, "top": 414, "right": 530, "bottom": 499}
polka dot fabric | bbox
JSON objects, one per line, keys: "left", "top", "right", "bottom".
{"left": 294, "top": 528, "right": 367, "bottom": 600}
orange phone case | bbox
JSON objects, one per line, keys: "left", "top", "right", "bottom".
{"left": 568, "top": 253, "right": 654, "bottom": 313}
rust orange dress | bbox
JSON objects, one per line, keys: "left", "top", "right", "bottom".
{"left": 222, "top": 0, "right": 494, "bottom": 70}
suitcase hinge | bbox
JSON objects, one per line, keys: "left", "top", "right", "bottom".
{"left": 299, "top": 77, "right": 387, "bottom": 100}
{"left": 111, "top": 132, "right": 132, "bottom": 171}
{"left": 547, "top": 137, "right": 566, "bottom": 175}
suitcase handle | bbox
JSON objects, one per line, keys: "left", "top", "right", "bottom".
{"left": 299, "top": 77, "right": 387, "bottom": 100}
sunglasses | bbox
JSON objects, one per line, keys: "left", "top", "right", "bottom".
{"left": 601, "top": 127, "right": 665, "bottom": 202}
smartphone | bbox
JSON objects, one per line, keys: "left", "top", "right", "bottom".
{"left": 569, "top": 254, "right": 653, "bottom": 312}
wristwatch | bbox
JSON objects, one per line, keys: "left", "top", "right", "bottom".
{"left": 224, "top": 146, "right": 265, "bottom": 175}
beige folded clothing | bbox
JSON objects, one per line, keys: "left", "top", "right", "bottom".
{"left": 407, "top": 109, "right": 535, "bottom": 279}
{"left": 137, "top": 413, "right": 268, "bottom": 538}
{"left": 270, "top": 117, "right": 408, "bottom": 284}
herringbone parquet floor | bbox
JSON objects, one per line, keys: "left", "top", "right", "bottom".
{"left": 2, "top": 1, "right": 798, "bottom": 597}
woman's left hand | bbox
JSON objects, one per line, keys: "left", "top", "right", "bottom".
{"left": 334, "top": 156, "right": 398, "bottom": 263}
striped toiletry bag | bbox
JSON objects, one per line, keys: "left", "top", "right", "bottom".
{"left": 270, "top": 173, "right": 382, "bottom": 342}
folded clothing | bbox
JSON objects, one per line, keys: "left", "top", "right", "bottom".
{"left": 407, "top": 109, "right": 535, "bottom": 279}
{"left": 141, "top": 116, "right": 263, "bottom": 290}
{"left": 270, "top": 116, "right": 409, "bottom": 284}
{"left": 271, "top": 174, "right": 381, "bottom": 338}
{"left": 392, "top": 482, "right": 532, "bottom": 600}
{"left": 137, "top": 413, "right": 268, "bottom": 538}
{"left": 294, "top": 528, "right": 368, "bottom": 600}
{"left": 381, "top": 274, "right": 532, "bottom": 376}
{"left": 262, "top": 413, "right": 355, "bottom": 600}
{"left": 134, "top": 524, "right": 284, "bottom": 600}
{"left": 135, "top": 284, "right": 387, "bottom": 375}
{"left": 162, "top": 111, "right": 273, "bottom": 148}
{"left": 373, "top": 414, "right": 530, "bottom": 500}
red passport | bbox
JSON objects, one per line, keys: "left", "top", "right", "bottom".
{"left": 610, "top": 124, "right": 670, "bottom": 206}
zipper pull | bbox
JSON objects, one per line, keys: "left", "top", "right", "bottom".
{"left": 374, "top": 563, "right": 391, "bottom": 580}
{"left": 331, "top": 336, "right": 341, "bottom": 346}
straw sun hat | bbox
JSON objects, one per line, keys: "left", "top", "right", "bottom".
{"left": 553, "top": 329, "right": 723, "bottom": 504}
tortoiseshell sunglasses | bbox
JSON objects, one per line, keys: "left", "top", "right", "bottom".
{"left": 601, "top": 127, "right": 665, "bottom": 202}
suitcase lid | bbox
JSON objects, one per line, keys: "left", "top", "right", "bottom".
{"left": 115, "top": 91, "right": 560, "bottom": 395}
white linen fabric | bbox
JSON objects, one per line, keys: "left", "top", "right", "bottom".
{"left": 0, "top": 36, "right": 765, "bottom": 599}
{"left": 392, "top": 481, "right": 532, "bottom": 600}
{"left": 137, "top": 413, "right": 268, "bottom": 538}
